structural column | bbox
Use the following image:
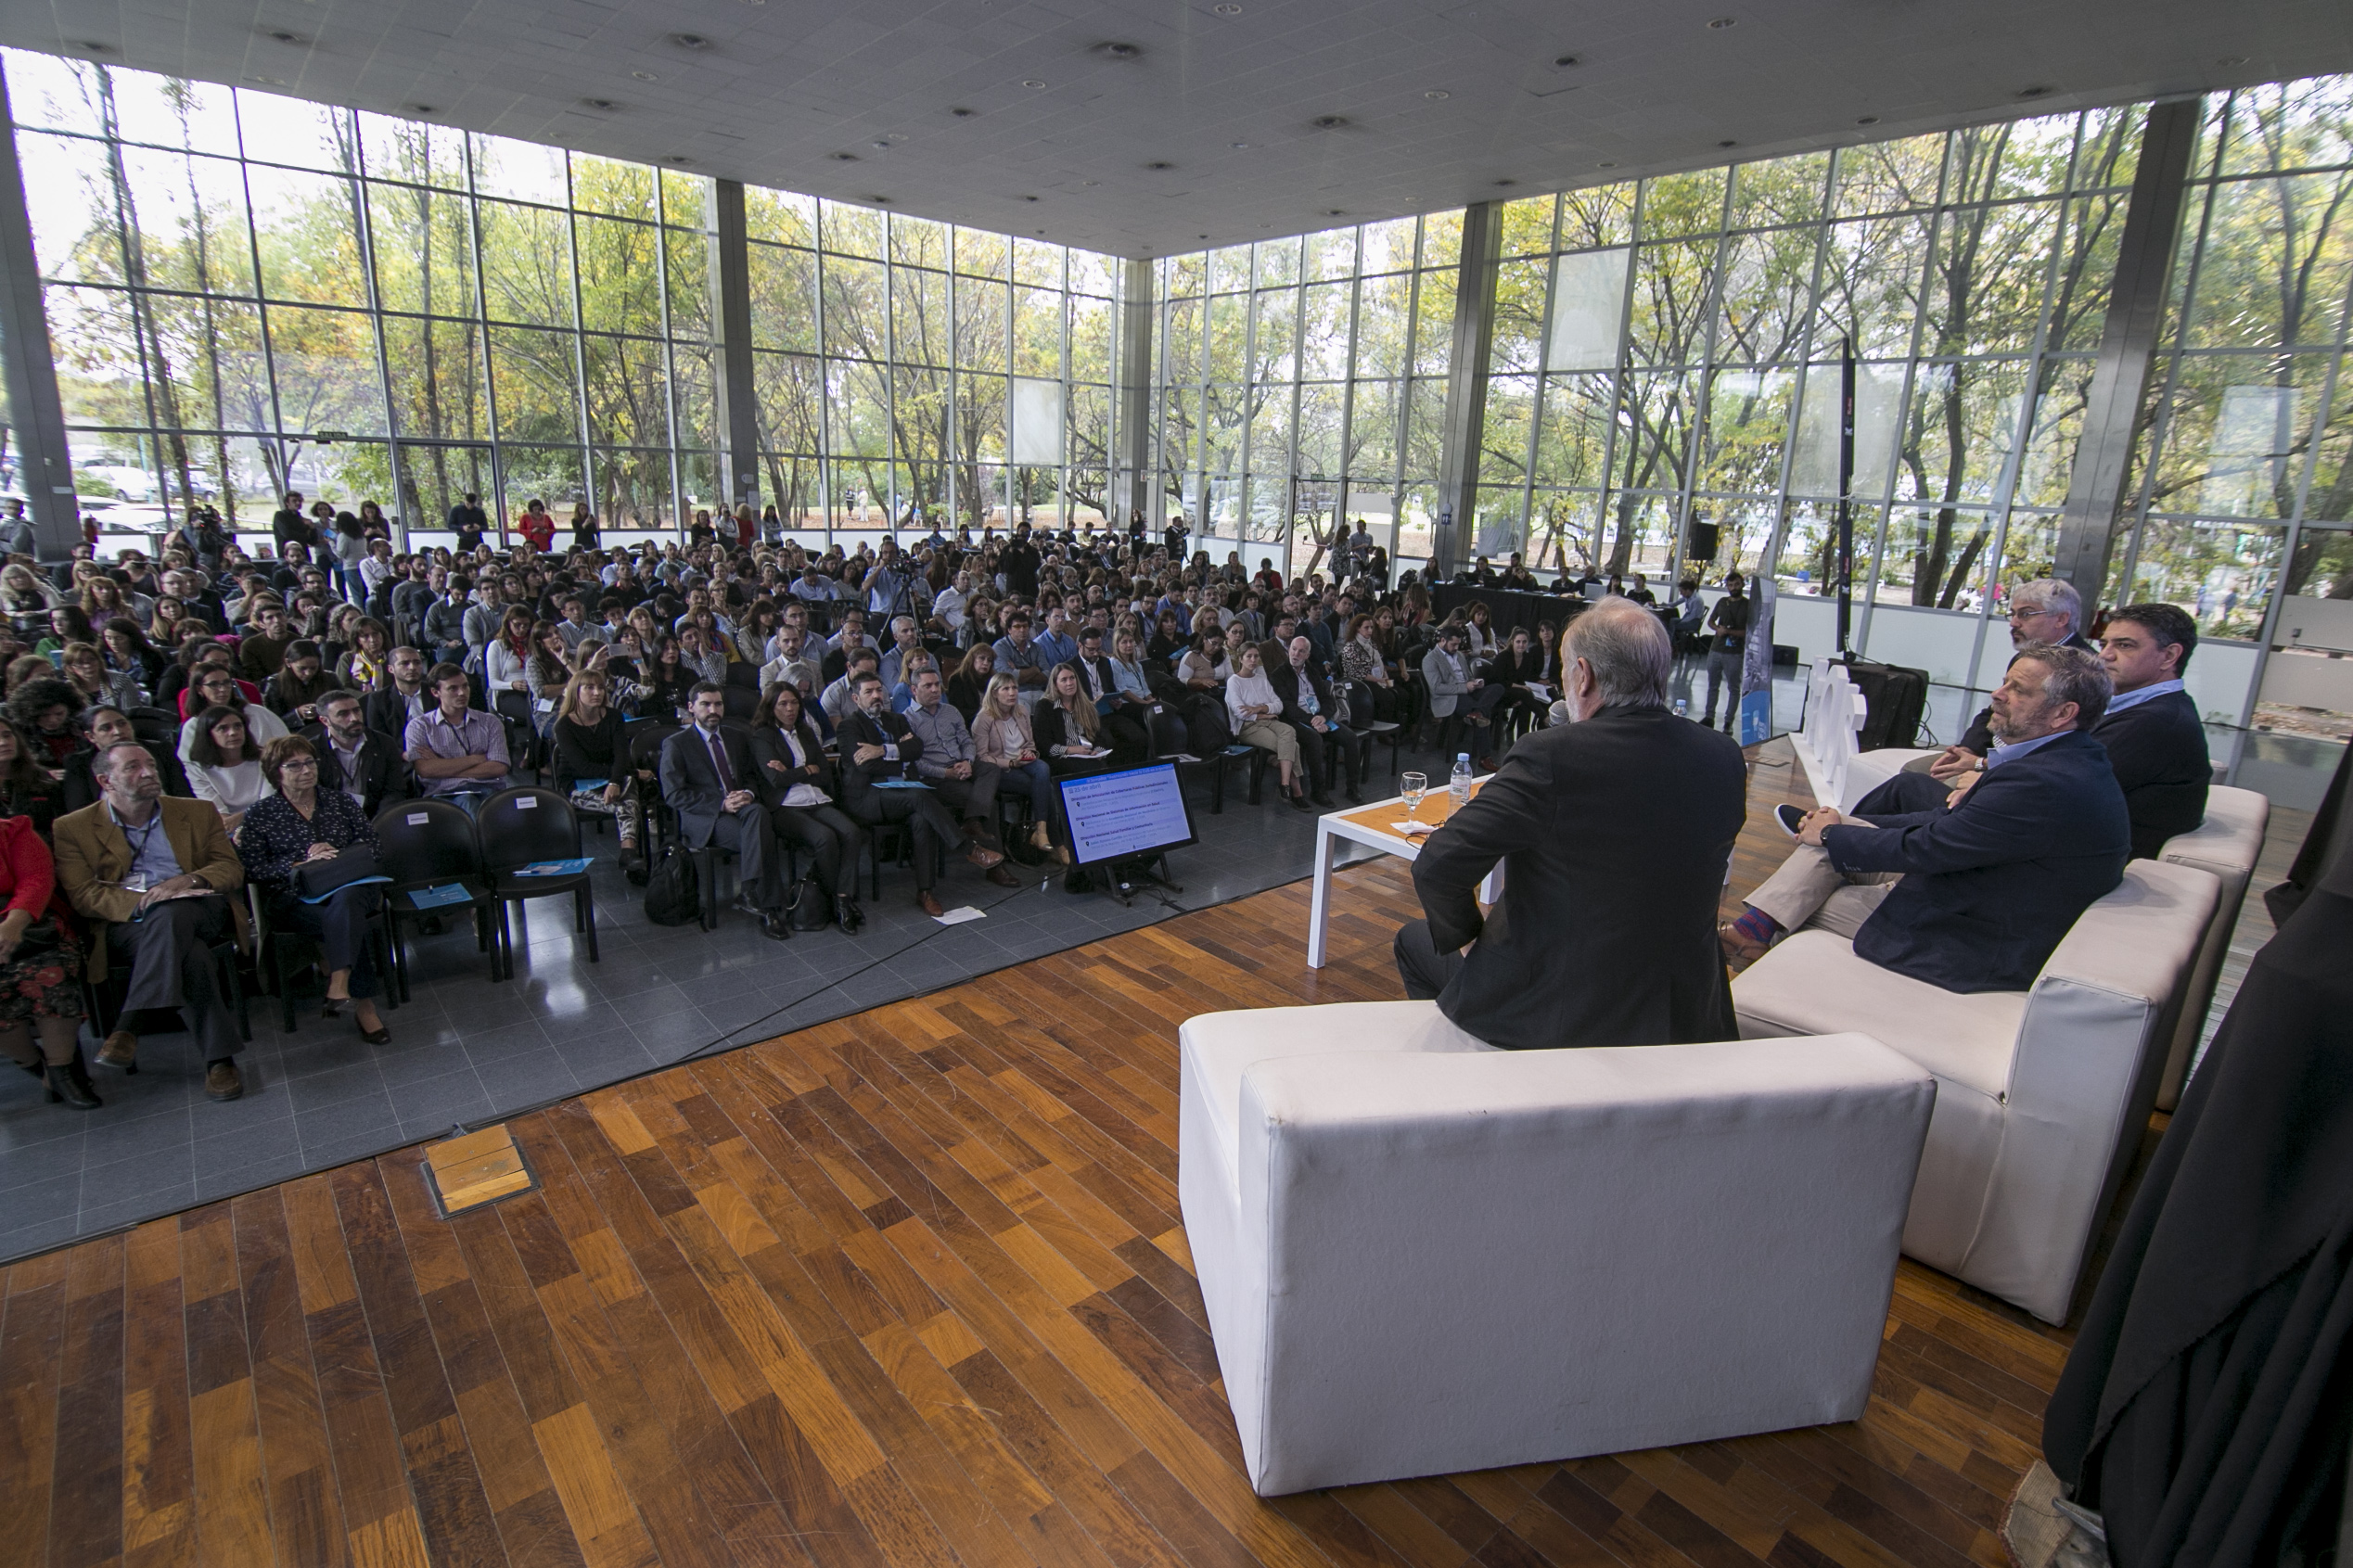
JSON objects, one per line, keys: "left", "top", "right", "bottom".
{"left": 2050, "top": 97, "right": 2200, "bottom": 601}
{"left": 0, "top": 63, "right": 80, "bottom": 558}
{"left": 1431, "top": 201, "right": 1503, "bottom": 580}
{"left": 710, "top": 179, "right": 761, "bottom": 518}
{"left": 1119, "top": 257, "right": 1154, "bottom": 527}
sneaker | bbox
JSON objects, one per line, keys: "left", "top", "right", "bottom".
{"left": 1773, "top": 803, "right": 1809, "bottom": 839}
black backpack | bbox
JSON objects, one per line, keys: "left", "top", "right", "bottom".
{"left": 1182, "top": 693, "right": 1232, "bottom": 757}
{"left": 643, "top": 844, "right": 700, "bottom": 926}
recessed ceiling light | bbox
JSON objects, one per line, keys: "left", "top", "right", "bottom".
{"left": 1311, "top": 114, "right": 1348, "bottom": 130}
{"left": 1425, "top": 90, "right": 1450, "bottom": 100}
{"left": 1553, "top": 54, "right": 1580, "bottom": 67}
{"left": 1021, "top": 195, "right": 1040, "bottom": 201}
{"left": 2017, "top": 84, "right": 2053, "bottom": 97}
{"left": 871, "top": 138, "right": 893, "bottom": 149}
{"left": 665, "top": 155, "right": 692, "bottom": 165}
{"left": 1230, "top": 140, "right": 1252, "bottom": 149}
{"left": 82, "top": 41, "right": 112, "bottom": 53}
{"left": 1596, "top": 160, "right": 1618, "bottom": 168}
{"left": 1081, "top": 180, "right": 1098, "bottom": 186}
{"left": 244, "top": 73, "right": 284, "bottom": 85}
{"left": 830, "top": 152, "right": 859, "bottom": 161}
{"left": 950, "top": 106, "right": 974, "bottom": 116}
{"left": 1213, "top": 3, "right": 1243, "bottom": 12}
{"left": 669, "top": 32, "right": 710, "bottom": 49}
{"left": 1022, "top": 79, "right": 1047, "bottom": 89}
{"left": 1199, "top": 234, "right": 1209, "bottom": 239}
{"left": 1145, "top": 159, "right": 1174, "bottom": 171}
{"left": 1856, "top": 115, "right": 1879, "bottom": 125}
{"left": 407, "top": 103, "right": 436, "bottom": 114}
{"left": 1718, "top": 139, "right": 1737, "bottom": 147}
{"left": 633, "top": 70, "right": 659, "bottom": 82}
{"left": 583, "top": 98, "right": 618, "bottom": 110}
{"left": 872, "top": 196, "right": 890, "bottom": 204}
{"left": 1095, "top": 41, "right": 1143, "bottom": 58}
{"left": 1325, "top": 208, "right": 1345, "bottom": 216}
{"left": 2216, "top": 54, "right": 2248, "bottom": 66}
{"left": 1494, "top": 178, "right": 1517, "bottom": 186}
{"left": 1707, "top": 16, "right": 1736, "bottom": 27}
{"left": 264, "top": 30, "right": 305, "bottom": 44}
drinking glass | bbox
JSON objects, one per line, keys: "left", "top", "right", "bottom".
{"left": 1400, "top": 771, "right": 1427, "bottom": 815}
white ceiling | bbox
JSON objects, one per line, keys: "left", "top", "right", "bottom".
{"left": 7, "top": 0, "right": 2347, "bottom": 257}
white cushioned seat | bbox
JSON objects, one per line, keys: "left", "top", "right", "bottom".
{"left": 1733, "top": 858, "right": 2219, "bottom": 1323}
{"left": 1178, "top": 1005, "right": 1934, "bottom": 1496}
{"left": 1836, "top": 747, "right": 1940, "bottom": 813}
{"left": 2154, "top": 784, "right": 2268, "bottom": 1108}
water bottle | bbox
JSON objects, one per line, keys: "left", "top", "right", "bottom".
{"left": 1674, "top": 698, "right": 1689, "bottom": 720}
{"left": 1449, "top": 753, "right": 1473, "bottom": 808}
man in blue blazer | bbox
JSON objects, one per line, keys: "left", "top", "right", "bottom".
{"left": 1724, "top": 644, "right": 2129, "bottom": 993}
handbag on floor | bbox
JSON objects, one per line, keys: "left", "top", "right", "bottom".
{"left": 643, "top": 845, "right": 700, "bottom": 926}
{"left": 785, "top": 874, "right": 832, "bottom": 931}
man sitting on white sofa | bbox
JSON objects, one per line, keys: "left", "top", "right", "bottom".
{"left": 1720, "top": 644, "right": 2130, "bottom": 993}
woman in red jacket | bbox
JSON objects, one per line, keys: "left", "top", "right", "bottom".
{"left": 517, "top": 498, "right": 556, "bottom": 554}
{"left": 0, "top": 812, "right": 94, "bottom": 1108}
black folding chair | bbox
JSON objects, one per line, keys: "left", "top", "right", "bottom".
{"left": 245, "top": 884, "right": 399, "bottom": 1034}
{"left": 476, "top": 785, "right": 599, "bottom": 976}
{"left": 373, "top": 798, "right": 501, "bottom": 994}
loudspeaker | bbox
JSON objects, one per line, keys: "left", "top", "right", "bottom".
{"left": 1686, "top": 522, "right": 1720, "bottom": 560}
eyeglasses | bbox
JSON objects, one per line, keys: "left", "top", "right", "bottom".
{"left": 2007, "top": 605, "right": 2054, "bottom": 620}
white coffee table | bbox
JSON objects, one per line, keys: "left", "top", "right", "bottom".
{"left": 1306, "top": 784, "right": 1500, "bottom": 968}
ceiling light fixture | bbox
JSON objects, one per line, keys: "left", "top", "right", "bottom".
{"left": 584, "top": 98, "right": 620, "bottom": 111}
{"left": 265, "top": 30, "right": 305, "bottom": 44}
{"left": 669, "top": 32, "right": 710, "bottom": 49}
{"left": 1707, "top": 16, "right": 1736, "bottom": 27}
{"left": 1856, "top": 115, "right": 1879, "bottom": 124}
{"left": 1145, "top": 159, "right": 1173, "bottom": 171}
{"left": 872, "top": 196, "right": 890, "bottom": 204}
{"left": 1311, "top": 114, "right": 1348, "bottom": 129}
{"left": 2216, "top": 54, "right": 2248, "bottom": 66}
{"left": 950, "top": 106, "right": 974, "bottom": 116}
{"left": 872, "top": 138, "right": 893, "bottom": 148}
{"left": 1425, "top": 90, "right": 1450, "bottom": 100}
{"left": 1596, "top": 160, "right": 1618, "bottom": 168}
{"left": 1213, "top": 3, "right": 1243, "bottom": 13}
{"left": 1022, "top": 79, "right": 1047, "bottom": 89}
{"left": 1094, "top": 41, "right": 1143, "bottom": 58}
{"left": 2017, "top": 83, "right": 2054, "bottom": 97}
{"left": 244, "top": 73, "right": 285, "bottom": 85}
{"left": 1230, "top": 140, "right": 1252, "bottom": 148}
{"left": 1022, "top": 194, "right": 1040, "bottom": 201}
{"left": 1326, "top": 208, "right": 1345, "bottom": 216}
{"left": 1553, "top": 55, "right": 1580, "bottom": 67}
{"left": 830, "top": 151, "right": 859, "bottom": 160}
{"left": 407, "top": 103, "right": 437, "bottom": 114}
{"left": 82, "top": 41, "right": 112, "bottom": 53}
{"left": 1494, "top": 178, "right": 1516, "bottom": 186}
{"left": 1718, "top": 138, "right": 1737, "bottom": 147}
{"left": 633, "top": 70, "right": 659, "bottom": 82}
{"left": 666, "top": 155, "right": 692, "bottom": 164}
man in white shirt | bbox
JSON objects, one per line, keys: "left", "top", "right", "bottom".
{"left": 932, "top": 570, "right": 971, "bottom": 633}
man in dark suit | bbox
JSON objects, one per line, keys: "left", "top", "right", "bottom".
{"left": 835, "top": 670, "right": 999, "bottom": 918}
{"left": 1858, "top": 603, "right": 2207, "bottom": 860}
{"left": 1395, "top": 600, "right": 1748, "bottom": 1049}
{"left": 301, "top": 689, "right": 413, "bottom": 817}
{"left": 364, "top": 645, "right": 435, "bottom": 742}
{"left": 1269, "top": 634, "right": 1368, "bottom": 807}
{"left": 1725, "top": 644, "right": 2129, "bottom": 993}
{"left": 659, "top": 682, "right": 791, "bottom": 940}
{"left": 1932, "top": 577, "right": 2097, "bottom": 762}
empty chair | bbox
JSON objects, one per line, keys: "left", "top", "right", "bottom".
{"left": 373, "top": 797, "right": 500, "bottom": 993}
{"left": 475, "top": 784, "right": 600, "bottom": 976}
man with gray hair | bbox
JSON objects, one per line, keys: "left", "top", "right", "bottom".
{"left": 1393, "top": 598, "right": 1748, "bottom": 1050}
{"left": 1722, "top": 643, "right": 2128, "bottom": 992}
{"left": 1926, "top": 577, "right": 2091, "bottom": 773}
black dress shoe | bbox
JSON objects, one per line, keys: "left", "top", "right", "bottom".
{"left": 1346, "top": 786, "right": 1364, "bottom": 805}
{"left": 836, "top": 895, "right": 865, "bottom": 934}
{"left": 984, "top": 864, "right": 1020, "bottom": 888}
{"left": 1286, "top": 792, "right": 1315, "bottom": 812}
{"left": 1311, "top": 789, "right": 1335, "bottom": 807}
{"left": 760, "top": 911, "right": 794, "bottom": 941}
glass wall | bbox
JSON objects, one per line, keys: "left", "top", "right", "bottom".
{"left": 742, "top": 192, "right": 1125, "bottom": 540}
{"left": 1154, "top": 215, "right": 1462, "bottom": 575}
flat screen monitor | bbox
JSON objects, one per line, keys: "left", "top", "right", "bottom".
{"left": 1055, "top": 762, "right": 1200, "bottom": 868}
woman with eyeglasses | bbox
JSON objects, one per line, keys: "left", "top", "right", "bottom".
{"left": 237, "top": 735, "right": 389, "bottom": 1042}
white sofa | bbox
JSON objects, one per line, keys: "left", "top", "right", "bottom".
{"left": 1177, "top": 1001, "right": 1936, "bottom": 1496}
{"left": 1733, "top": 859, "right": 2218, "bottom": 1323}
{"left": 1837, "top": 751, "right": 2267, "bottom": 1111}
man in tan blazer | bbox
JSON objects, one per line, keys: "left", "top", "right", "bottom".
{"left": 53, "top": 743, "right": 250, "bottom": 1101}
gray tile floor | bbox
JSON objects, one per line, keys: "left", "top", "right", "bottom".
{"left": 0, "top": 746, "right": 1381, "bottom": 1263}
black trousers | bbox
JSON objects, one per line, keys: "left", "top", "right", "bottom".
{"left": 925, "top": 764, "right": 1003, "bottom": 830}
{"left": 107, "top": 895, "right": 242, "bottom": 1063}
{"left": 1393, "top": 919, "right": 1464, "bottom": 1001}
{"left": 706, "top": 804, "right": 787, "bottom": 911}
{"left": 1289, "top": 719, "right": 1369, "bottom": 791}
{"left": 770, "top": 803, "right": 864, "bottom": 898}
{"left": 847, "top": 790, "right": 961, "bottom": 890}
{"left": 266, "top": 885, "right": 381, "bottom": 999}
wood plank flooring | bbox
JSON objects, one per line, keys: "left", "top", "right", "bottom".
{"left": 2, "top": 741, "right": 2115, "bottom": 1568}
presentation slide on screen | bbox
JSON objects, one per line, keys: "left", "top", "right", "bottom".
{"left": 1060, "top": 766, "right": 1196, "bottom": 866}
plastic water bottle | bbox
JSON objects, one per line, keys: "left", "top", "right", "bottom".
{"left": 1450, "top": 753, "right": 1473, "bottom": 808}
{"left": 1674, "top": 699, "right": 1689, "bottom": 720}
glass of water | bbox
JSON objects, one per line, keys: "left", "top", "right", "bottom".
{"left": 1400, "top": 771, "right": 1427, "bottom": 815}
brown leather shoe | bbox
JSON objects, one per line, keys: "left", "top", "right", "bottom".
{"left": 204, "top": 1060, "right": 244, "bottom": 1102}
{"left": 985, "top": 863, "right": 1020, "bottom": 887}
{"left": 96, "top": 1031, "right": 139, "bottom": 1072}
{"left": 1718, "top": 920, "right": 1771, "bottom": 972}
{"left": 965, "top": 843, "right": 1004, "bottom": 869}
{"left": 917, "top": 891, "right": 946, "bottom": 918}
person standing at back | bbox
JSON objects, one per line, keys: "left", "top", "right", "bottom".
{"left": 1394, "top": 598, "right": 1747, "bottom": 1050}
{"left": 448, "top": 491, "right": 487, "bottom": 554}
{"left": 1700, "top": 572, "right": 1750, "bottom": 729}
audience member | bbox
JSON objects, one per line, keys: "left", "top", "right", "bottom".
{"left": 1270, "top": 634, "right": 1367, "bottom": 805}
{"left": 1395, "top": 599, "right": 1747, "bottom": 1048}
{"left": 836, "top": 670, "right": 1002, "bottom": 917}
{"left": 660, "top": 682, "right": 792, "bottom": 940}
{"left": 184, "top": 703, "right": 272, "bottom": 837}
{"left": 238, "top": 736, "right": 389, "bottom": 1042}
{"left": 972, "top": 672, "right": 1066, "bottom": 863}
{"left": 176, "top": 666, "right": 289, "bottom": 761}
{"left": 550, "top": 672, "right": 636, "bottom": 858}
{"left": 748, "top": 682, "right": 865, "bottom": 930}
{"left": 905, "top": 669, "right": 1018, "bottom": 880}
{"left": 364, "top": 645, "right": 432, "bottom": 740}
{"left": 403, "top": 663, "right": 508, "bottom": 814}
{"left": 1721, "top": 644, "right": 2129, "bottom": 991}
{"left": 1419, "top": 623, "right": 1501, "bottom": 737}
{"left": 303, "top": 688, "right": 410, "bottom": 817}
{"left": 54, "top": 742, "right": 249, "bottom": 1100}
{"left": 0, "top": 804, "right": 92, "bottom": 1108}
{"left": 1225, "top": 641, "right": 1311, "bottom": 810}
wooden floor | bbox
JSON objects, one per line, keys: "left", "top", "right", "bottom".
{"left": 1, "top": 743, "right": 2090, "bottom": 1568}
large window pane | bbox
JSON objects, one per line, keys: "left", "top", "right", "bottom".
{"left": 476, "top": 199, "right": 574, "bottom": 327}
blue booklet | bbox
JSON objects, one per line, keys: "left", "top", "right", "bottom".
{"left": 873, "top": 779, "right": 931, "bottom": 789}
{"left": 301, "top": 874, "right": 392, "bottom": 905}
{"left": 406, "top": 882, "right": 475, "bottom": 909}
{"left": 514, "top": 858, "right": 594, "bottom": 877}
